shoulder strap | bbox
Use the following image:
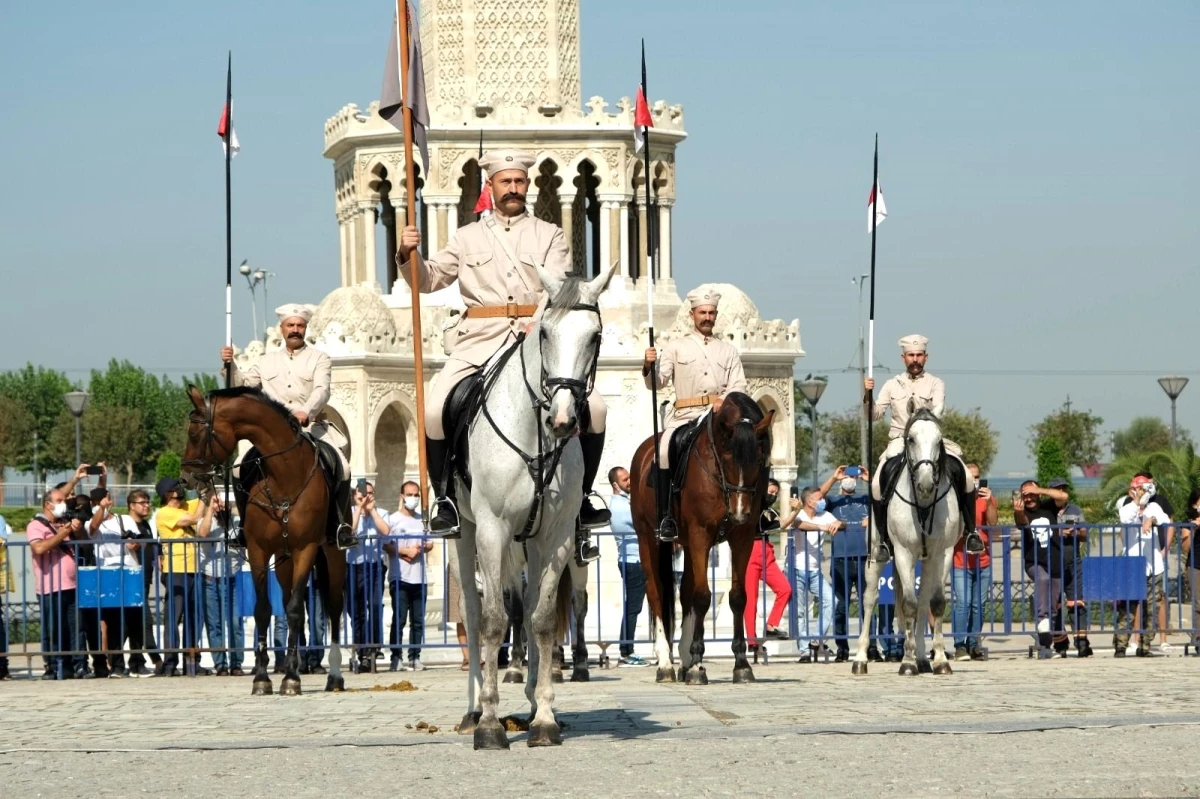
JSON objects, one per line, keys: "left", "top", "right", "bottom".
{"left": 484, "top": 216, "right": 536, "bottom": 294}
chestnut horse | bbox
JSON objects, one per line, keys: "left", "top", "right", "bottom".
{"left": 630, "top": 392, "right": 774, "bottom": 684}
{"left": 181, "top": 385, "right": 347, "bottom": 695}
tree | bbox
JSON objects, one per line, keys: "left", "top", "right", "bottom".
{"left": 1029, "top": 402, "right": 1104, "bottom": 470}
{"left": 1112, "top": 416, "right": 1191, "bottom": 458}
{"left": 82, "top": 406, "right": 148, "bottom": 484}
{"left": 823, "top": 408, "right": 888, "bottom": 471}
{"left": 1101, "top": 445, "right": 1200, "bottom": 521}
{"left": 156, "top": 452, "right": 182, "bottom": 481}
{"left": 0, "top": 395, "right": 36, "bottom": 473}
{"left": 1036, "top": 437, "right": 1072, "bottom": 493}
{"left": 942, "top": 407, "right": 999, "bottom": 474}
{"left": 0, "top": 363, "right": 75, "bottom": 474}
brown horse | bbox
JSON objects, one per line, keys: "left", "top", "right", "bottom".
{"left": 630, "top": 392, "right": 774, "bottom": 684}
{"left": 181, "top": 385, "right": 347, "bottom": 695}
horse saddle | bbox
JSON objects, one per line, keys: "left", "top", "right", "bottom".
{"left": 647, "top": 416, "right": 706, "bottom": 495}
{"left": 445, "top": 370, "right": 486, "bottom": 491}
{"left": 876, "top": 453, "right": 905, "bottom": 506}
{"left": 303, "top": 433, "right": 346, "bottom": 487}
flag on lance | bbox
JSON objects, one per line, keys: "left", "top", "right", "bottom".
{"left": 217, "top": 102, "right": 240, "bottom": 156}
{"left": 868, "top": 181, "right": 887, "bottom": 232}
{"left": 473, "top": 174, "right": 493, "bottom": 214}
{"left": 634, "top": 86, "right": 653, "bottom": 154}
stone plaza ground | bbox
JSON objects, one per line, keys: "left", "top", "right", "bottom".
{"left": 3, "top": 641, "right": 1199, "bottom": 798}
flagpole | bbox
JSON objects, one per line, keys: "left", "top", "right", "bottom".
{"left": 222, "top": 51, "right": 234, "bottom": 540}
{"left": 398, "top": 0, "right": 431, "bottom": 523}
{"left": 866, "top": 133, "right": 879, "bottom": 558}
{"left": 640, "top": 40, "right": 664, "bottom": 530}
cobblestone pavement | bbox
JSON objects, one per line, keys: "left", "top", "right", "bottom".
{"left": 3, "top": 647, "right": 1200, "bottom": 797}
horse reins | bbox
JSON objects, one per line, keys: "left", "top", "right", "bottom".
{"left": 694, "top": 410, "right": 768, "bottom": 537}
{"left": 478, "top": 302, "right": 601, "bottom": 540}
{"left": 890, "top": 440, "right": 952, "bottom": 557}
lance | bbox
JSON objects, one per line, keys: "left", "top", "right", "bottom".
{"left": 220, "top": 52, "right": 234, "bottom": 537}
{"left": 396, "top": 1, "right": 432, "bottom": 524}
{"left": 866, "top": 134, "right": 880, "bottom": 558}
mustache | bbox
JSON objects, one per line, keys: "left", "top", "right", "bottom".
{"left": 502, "top": 193, "right": 524, "bottom": 203}
{"left": 287, "top": 332, "right": 304, "bottom": 338}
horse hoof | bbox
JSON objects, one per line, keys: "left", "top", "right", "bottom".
{"left": 502, "top": 670, "right": 525, "bottom": 684}
{"left": 458, "top": 711, "right": 482, "bottom": 736}
{"left": 473, "top": 725, "right": 510, "bottom": 751}
{"left": 324, "top": 675, "right": 345, "bottom": 692}
{"left": 251, "top": 679, "right": 273, "bottom": 696}
{"left": 932, "top": 661, "right": 953, "bottom": 676}
{"left": 917, "top": 660, "right": 933, "bottom": 675}
{"left": 279, "top": 677, "right": 302, "bottom": 696}
{"left": 551, "top": 670, "right": 564, "bottom": 684}
{"left": 684, "top": 666, "right": 708, "bottom": 686}
{"left": 656, "top": 667, "right": 677, "bottom": 683}
{"left": 527, "top": 722, "right": 563, "bottom": 747}
{"left": 570, "top": 668, "right": 589, "bottom": 683}
{"left": 851, "top": 661, "right": 869, "bottom": 676}
{"left": 732, "top": 666, "right": 755, "bottom": 684}
{"left": 898, "top": 663, "right": 919, "bottom": 676}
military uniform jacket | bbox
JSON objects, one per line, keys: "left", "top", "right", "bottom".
{"left": 404, "top": 209, "right": 571, "bottom": 366}
{"left": 646, "top": 331, "right": 748, "bottom": 428}
{"left": 231, "top": 345, "right": 332, "bottom": 418}
{"left": 872, "top": 371, "right": 946, "bottom": 439}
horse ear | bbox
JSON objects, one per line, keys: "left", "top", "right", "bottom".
{"left": 754, "top": 409, "right": 776, "bottom": 436}
{"left": 584, "top": 263, "right": 617, "bottom": 302}
{"left": 534, "top": 264, "right": 564, "bottom": 303}
{"left": 187, "top": 384, "right": 205, "bottom": 411}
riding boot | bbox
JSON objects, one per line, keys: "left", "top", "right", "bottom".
{"left": 332, "top": 478, "right": 356, "bottom": 550}
{"left": 574, "top": 433, "right": 607, "bottom": 565}
{"left": 960, "top": 486, "right": 984, "bottom": 554}
{"left": 871, "top": 498, "right": 892, "bottom": 563}
{"left": 655, "top": 463, "right": 679, "bottom": 543}
{"left": 426, "top": 438, "right": 461, "bottom": 539}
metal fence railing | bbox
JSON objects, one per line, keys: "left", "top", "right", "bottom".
{"left": 1, "top": 522, "right": 1196, "bottom": 678}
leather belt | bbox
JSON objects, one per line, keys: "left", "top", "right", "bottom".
{"left": 674, "top": 394, "right": 714, "bottom": 410}
{"left": 464, "top": 303, "right": 538, "bottom": 319}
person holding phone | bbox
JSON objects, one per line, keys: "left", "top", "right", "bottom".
{"left": 818, "top": 466, "right": 877, "bottom": 662}
{"left": 346, "top": 481, "right": 388, "bottom": 670}
{"left": 949, "top": 464, "right": 997, "bottom": 661}
{"left": 863, "top": 335, "right": 982, "bottom": 562}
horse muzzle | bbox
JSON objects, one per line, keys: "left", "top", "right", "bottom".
{"left": 545, "top": 387, "right": 580, "bottom": 439}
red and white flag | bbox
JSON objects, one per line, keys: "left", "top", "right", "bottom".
{"left": 868, "top": 181, "right": 887, "bottom": 232}
{"left": 473, "top": 177, "right": 493, "bottom": 215}
{"left": 217, "top": 103, "right": 240, "bottom": 157}
{"left": 634, "top": 86, "right": 653, "bottom": 154}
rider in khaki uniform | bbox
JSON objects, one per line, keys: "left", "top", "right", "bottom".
{"left": 398, "top": 149, "right": 609, "bottom": 561}
{"left": 642, "top": 288, "right": 747, "bottom": 539}
{"left": 220, "top": 304, "right": 356, "bottom": 549}
{"left": 864, "top": 334, "right": 982, "bottom": 562}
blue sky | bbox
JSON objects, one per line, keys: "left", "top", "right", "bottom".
{"left": 1, "top": 1, "right": 1197, "bottom": 473}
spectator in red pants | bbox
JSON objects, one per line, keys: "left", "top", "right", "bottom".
{"left": 744, "top": 480, "right": 797, "bottom": 644}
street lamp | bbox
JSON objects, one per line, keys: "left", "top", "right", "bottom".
{"left": 63, "top": 390, "right": 90, "bottom": 466}
{"left": 239, "top": 260, "right": 260, "bottom": 341}
{"left": 1157, "top": 376, "right": 1189, "bottom": 449}
{"left": 798, "top": 376, "right": 828, "bottom": 483}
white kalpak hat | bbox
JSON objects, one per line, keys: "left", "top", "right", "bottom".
{"left": 479, "top": 149, "right": 536, "bottom": 177}
{"left": 899, "top": 334, "right": 929, "bottom": 354}
{"left": 685, "top": 288, "right": 721, "bottom": 310}
{"left": 275, "top": 303, "right": 315, "bottom": 324}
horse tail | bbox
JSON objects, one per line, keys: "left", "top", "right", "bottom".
{"left": 657, "top": 540, "right": 675, "bottom": 638}
{"left": 314, "top": 544, "right": 331, "bottom": 604}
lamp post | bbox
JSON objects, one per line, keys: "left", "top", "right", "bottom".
{"left": 798, "top": 377, "right": 828, "bottom": 483}
{"left": 1157, "top": 376, "right": 1189, "bottom": 449}
{"left": 63, "top": 390, "right": 90, "bottom": 466}
{"left": 850, "top": 274, "right": 870, "bottom": 466}
{"left": 239, "top": 260, "right": 260, "bottom": 341}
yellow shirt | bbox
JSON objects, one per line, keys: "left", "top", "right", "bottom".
{"left": 157, "top": 499, "right": 202, "bottom": 574}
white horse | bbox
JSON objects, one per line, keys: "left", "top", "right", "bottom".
{"left": 454, "top": 266, "right": 614, "bottom": 750}
{"left": 852, "top": 406, "right": 962, "bottom": 676}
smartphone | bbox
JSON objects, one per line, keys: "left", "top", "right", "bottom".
{"left": 845, "top": 466, "right": 862, "bottom": 478}
{"left": 789, "top": 485, "right": 800, "bottom": 498}
{"left": 85, "top": 465, "right": 104, "bottom": 475}
{"left": 356, "top": 478, "right": 368, "bottom": 494}
{"left": 1011, "top": 489, "right": 1022, "bottom": 503}
{"left": 979, "top": 479, "right": 988, "bottom": 489}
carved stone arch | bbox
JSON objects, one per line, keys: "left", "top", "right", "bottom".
{"left": 456, "top": 157, "right": 484, "bottom": 228}
{"left": 367, "top": 387, "right": 418, "bottom": 481}
{"left": 565, "top": 150, "right": 609, "bottom": 189}
{"left": 753, "top": 391, "right": 789, "bottom": 466}
{"left": 532, "top": 157, "right": 562, "bottom": 226}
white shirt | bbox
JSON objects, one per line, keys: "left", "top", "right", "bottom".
{"left": 199, "top": 521, "right": 247, "bottom": 578}
{"left": 794, "top": 510, "right": 834, "bottom": 572}
{"left": 93, "top": 514, "right": 143, "bottom": 569}
{"left": 348, "top": 507, "right": 388, "bottom": 566}
{"left": 1118, "top": 500, "right": 1169, "bottom": 577}
{"left": 386, "top": 511, "right": 427, "bottom": 584}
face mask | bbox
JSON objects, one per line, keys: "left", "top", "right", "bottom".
{"left": 1137, "top": 491, "right": 1151, "bottom": 507}
{"left": 815, "top": 499, "right": 827, "bottom": 515}
{"left": 51, "top": 502, "right": 68, "bottom": 519}
{"left": 841, "top": 478, "right": 858, "bottom": 494}
{"left": 403, "top": 496, "right": 420, "bottom": 511}
{"left": 767, "top": 494, "right": 778, "bottom": 507}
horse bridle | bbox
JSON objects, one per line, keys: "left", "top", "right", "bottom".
{"left": 480, "top": 302, "right": 602, "bottom": 540}
{"left": 891, "top": 434, "right": 952, "bottom": 552}
{"left": 696, "top": 410, "right": 768, "bottom": 534}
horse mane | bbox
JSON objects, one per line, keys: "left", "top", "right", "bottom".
{"left": 720, "top": 391, "right": 767, "bottom": 471}
{"left": 904, "top": 406, "right": 942, "bottom": 437}
{"left": 542, "top": 273, "right": 586, "bottom": 323}
{"left": 208, "top": 386, "right": 299, "bottom": 430}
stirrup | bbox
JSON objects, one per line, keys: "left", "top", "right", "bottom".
{"left": 334, "top": 523, "right": 356, "bottom": 551}
{"left": 428, "top": 497, "right": 462, "bottom": 540}
{"left": 872, "top": 540, "right": 893, "bottom": 563}
{"left": 964, "top": 530, "right": 986, "bottom": 555}
{"left": 575, "top": 537, "right": 600, "bottom": 567}
{"left": 656, "top": 515, "right": 679, "bottom": 543}
{"left": 578, "top": 492, "right": 611, "bottom": 529}
{"left": 227, "top": 526, "right": 248, "bottom": 549}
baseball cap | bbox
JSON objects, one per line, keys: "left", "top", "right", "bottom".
{"left": 1047, "top": 478, "right": 1069, "bottom": 489}
{"left": 155, "top": 477, "right": 182, "bottom": 497}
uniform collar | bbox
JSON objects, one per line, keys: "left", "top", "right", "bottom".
{"left": 284, "top": 344, "right": 308, "bottom": 358}
{"left": 902, "top": 369, "right": 927, "bottom": 382}
{"left": 688, "top": 328, "right": 714, "bottom": 345}
{"left": 492, "top": 208, "right": 529, "bottom": 228}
